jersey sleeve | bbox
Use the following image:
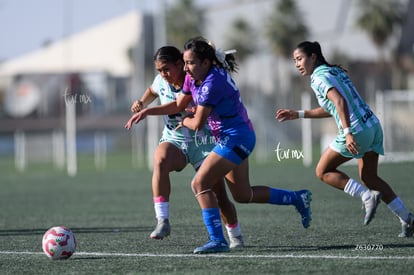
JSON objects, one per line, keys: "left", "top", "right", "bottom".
{"left": 150, "top": 74, "right": 163, "bottom": 96}
{"left": 197, "top": 77, "right": 222, "bottom": 107}
{"left": 182, "top": 74, "right": 192, "bottom": 95}
{"left": 311, "top": 71, "right": 334, "bottom": 99}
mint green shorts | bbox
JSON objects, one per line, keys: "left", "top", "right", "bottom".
{"left": 329, "top": 123, "right": 384, "bottom": 159}
{"left": 159, "top": 136, "right": 216, "bottom": 170}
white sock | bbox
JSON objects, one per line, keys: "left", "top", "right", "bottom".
{"left": 225, "top": 222, "right": 241, "bottom": 238}
{"left": 387, "top": 197, "right": 410, "bottom": 223}
{"left": 344, "top": 178, "right": 370, "bottom": 201}
{"left": 154, "top": 202, "right": 169, "bottom": 222}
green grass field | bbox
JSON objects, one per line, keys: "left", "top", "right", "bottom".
{"left": 1, "top": 154, "right": 414, "bottom": 274}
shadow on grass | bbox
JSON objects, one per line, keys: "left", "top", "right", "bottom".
{"left": 252, "top": 243, "right": 414, "bottom": 252}
{"left": 0, "top": 226, "right": 152, "bottom": 236}
{"left": 70, "top": 256, "right": 109, "bottom": 260}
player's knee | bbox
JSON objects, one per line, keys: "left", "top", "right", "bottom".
{"left": 315, "top": 167, "right": 325, "bottom": 181}
{"left": 190, "top": 179, "right": 198, "bottom": 194}
{"left": 153, "top": 155, "right": 173, "bottom": 172}
{"left": 191, "top": 177, "right": 206, "bottom": 195}
{"left": 153, "top": 157, "right": 166, "bottom": 171}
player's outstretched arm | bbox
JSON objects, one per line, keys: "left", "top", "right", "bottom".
{"left": 276, "top": 107, "right": 331, "bottom": 122}
{"left": 275, "top": 109, "right": 300, "bottom": 121}
{"left": 125, "top": 101, "right": 185, "bottom": 130}
{"left": 305, "top": 107, "right": 331, "bottom": 118}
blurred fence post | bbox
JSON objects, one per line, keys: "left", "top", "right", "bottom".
{"left": 14, "top": 130, "right": 26, "bottom": 172}
{"left": 301, "top": 93, "right": 312, "bottom": 167}
{"left": 52, "top": 130, "right": 65, "bottom": 170}
{"left": 65, "top": 94, "right": 77, "bottom": 177}
{"left": 94, "top": 131, "right": 107, "bottom": 170}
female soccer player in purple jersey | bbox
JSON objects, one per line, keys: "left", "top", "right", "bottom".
{"left": 125, "top": 46, "right": 244, "bottom": 249}
{"left": 276, "top": 41, "right": 413, "bottom": 237}
{"left": 176, "top": 37, "right": 312, "bottom": 254}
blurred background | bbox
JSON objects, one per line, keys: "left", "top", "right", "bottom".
{"left": 0, "top": 0, "right": 413, "bottom": 176}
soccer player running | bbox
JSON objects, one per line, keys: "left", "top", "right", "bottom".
{"left": 176, "top": 37, "right": 312, "bottom": 254}
{"left": 125, "top": 46, "right": 244, "bottom": 249}
{"left": 276, "top": 41, "right": 413, "bottom": 237}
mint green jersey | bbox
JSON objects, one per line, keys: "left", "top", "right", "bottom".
{"left": 310, "top": 64, "right": 379, "bottom": 134}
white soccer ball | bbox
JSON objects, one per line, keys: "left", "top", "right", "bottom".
{"left": 42, "top": 226, "right": 76, "bottom": 260}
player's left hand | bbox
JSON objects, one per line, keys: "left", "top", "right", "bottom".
{"left": 131, "top": 100, "right": 144, "bottom": 113}
{"left": 174, "top": 122, "right": 183, "bottom": 131}
{"left": 174, "top": 115, "right": 193, "bottom": 131}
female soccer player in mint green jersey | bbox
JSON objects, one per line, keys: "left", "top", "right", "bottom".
{"left": 276, "top": 41, "right": 413, "bottom": 237}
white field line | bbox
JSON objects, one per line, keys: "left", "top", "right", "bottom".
{"left": 1, "top": 251, "right": 414, "bottom": 260}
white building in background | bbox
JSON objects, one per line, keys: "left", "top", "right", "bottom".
{"left": 0, "top": 11, "right": 145, "bottom": 118}
{"left": 0, "top": 10, "right": 158, "bottom": 174}
{"left": 0, "top": 10, "right": 140, "bottom": 77}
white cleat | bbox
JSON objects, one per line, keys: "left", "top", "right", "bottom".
{"left": 229, "top": 235, "right": 244, "bottom": 250}
{"left": 399, "top": 213, "right": 414, "bottom": 238}
{"left": 363, "top": 191, "right": 381, "bottom": 225}
{"left": 150, "top": 219, "right": 171, "bottom": 239}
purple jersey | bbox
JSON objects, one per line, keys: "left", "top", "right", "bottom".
{"left": 183, "top": 67, "right": 253, "bottom": 138}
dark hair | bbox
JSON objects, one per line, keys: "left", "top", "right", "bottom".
{"left": 153, "top": 46, "right": 183, "bottom": 63}
{"left": 296, "top": 41, "right": 346, "bottom": 71}
{"left": 183, "top": 36, "right": 238, "bottom": 73}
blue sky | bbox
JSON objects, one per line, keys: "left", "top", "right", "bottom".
{"left": 0, "top": 0, "right": 153, "bottom": 61}
{"left": 0, "top": 0, "right": 391, "bottom": 63}
{"left": 0, "top": 0, "right": 226, "bottom": 61}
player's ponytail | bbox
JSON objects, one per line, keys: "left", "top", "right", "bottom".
{"left": 184, "top": 36, "right": 238, "bottom": 73}
{"left": 211, "top": 42, "right": 238, "bottom": 73}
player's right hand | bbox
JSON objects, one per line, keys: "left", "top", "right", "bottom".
{"left": 185, "top": 106, "right": 197, "bottom": 114}
{"left": 124, "top": 111, "right": 147, "bottom": 130}
{"left": 275, "top": 109, "right": 296, "bottom": 122}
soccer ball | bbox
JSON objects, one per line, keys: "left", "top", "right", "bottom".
{"left": 42, "top": 226, "right": 76, "bottom": 260}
